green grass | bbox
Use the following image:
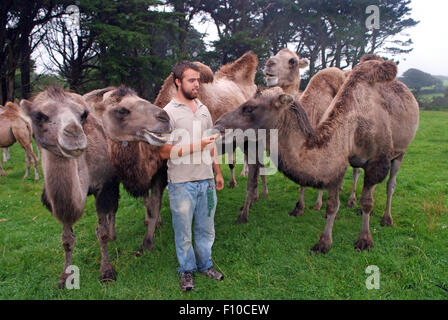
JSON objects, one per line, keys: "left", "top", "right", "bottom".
{"left": 1, "top": 111, "right": 447, "bottom": 300}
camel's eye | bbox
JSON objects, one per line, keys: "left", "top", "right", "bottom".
{"left": 31, "top": 111, "right": 49, "bottom": 124}
{"left": 115, "top": 107, "right": 130, "bottom": 118}
{"left": 289, "top": 58, "right": 296, "bottom": 65}
{"left": 242, "top": 105, "right": 255, "bottom": 115}
{"left": 80, "top": 110, "right": 89, "bottom": 124}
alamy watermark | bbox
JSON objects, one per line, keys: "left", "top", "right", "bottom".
{"left": 365, "top": 5, "right": 380, "bottom": 30}
{"left": 65, "top": 265, "right": 80, "bottom": 290}
{"left": 365, "top": 265, "right": 380, "bottom": 290}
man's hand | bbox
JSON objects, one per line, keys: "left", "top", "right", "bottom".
{"left": 201, "top": 133, "right": 219, "bottom": 150}
{"left": 215, "top": 173, "right": 224, "bottom": 191}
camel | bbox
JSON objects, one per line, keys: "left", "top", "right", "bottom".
{"left": 83, "top": 86, "right": 173, "bottom": 253}
{"left": 20, "top": 86, "right": 171, "bottom": 287}
{"left": 263, "top": 48, "right": 309, "bottom": 100}
{"left": 154, "top": 52, "right": 264, "bottom": 192}
{"left": 0, "top": 102, "right": 39, "bottom": 180}
{"left": 264, "top": 49, "right": 362, "bottom": 214}
{"left": 214, "top": 57, "right": 419, "bottom": 253}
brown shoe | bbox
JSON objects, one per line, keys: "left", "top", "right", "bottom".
{"left": 201, "top": 267, "right": 224, "bottom": 281}
{"left": 180, "top": 271, "right": 194, "bottom": 291}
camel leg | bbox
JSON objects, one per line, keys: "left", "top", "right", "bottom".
{"left": 311, "top": 186, "right": 340, "bottom": 253}
{"left": 381, "top": 155, "right": 404, "bottom": 227}
{"left": 23, "top": 144, "right": 39, "bottom": 181}
{"left": 0, "top": 158, "right": 5, "bottom": 176}
{"left": 228, "top": 143, "right": 237, "bottom": 188}
{"left": 236, "top": 163, "right": 259, "bottom": 223}
{"left": 313, "top": 189, "right": 324, "bottom": 211}
{"left": 240, "top": 154, "right": 249, "bottom": 177}
{"left": 354, "top": 182, "right": 376, "bottom": 251}
{"left": 260, "top": 170, "right": 268, "bottom": 198}
{"left": 95, "top": 177, "right": 119, "bottom": 282}
{"left": 142, "top": 169, "right": 167, "bottom": 251}
{"left": 347, "top": 167, "right": 361, "bottom": 208}
{"left": 58, "top": 224, "right": 76, "bottom": 289}
{"left": 23, "top": 152, "right": 30, "bottom": 180}
{"left": 229, "top": 163, "right": 237, "bottom": 188}
{"left": 289, "top": 186, "right": 306, "bottom": 217}
{"left": 2, "top": 148, "right": 9, "bottom": 163}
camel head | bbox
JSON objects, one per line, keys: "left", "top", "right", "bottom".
{"left": 214, "top": 87, "right": 314, "bottom": 143}
{"left": 100, "top": 87, "right": 172, "bottom": 146}
{"left": 263, "top": 49, "right": 308, "bottom": 90}
{"left": 21, "top": 86, "right": 89, "bottom": 158}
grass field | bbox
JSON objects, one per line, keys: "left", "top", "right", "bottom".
{"left": 0, "top": 111, "right": 447, "bottom": 300}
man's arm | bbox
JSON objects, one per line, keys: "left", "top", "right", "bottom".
{"left": 210, "top": 143, "right": 224, "bottom": 190}
{"left": 159, "top": 135, "right": 218, "bottom": 160}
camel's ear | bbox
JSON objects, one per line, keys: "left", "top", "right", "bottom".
{"left": 274, "top": 94, "right": 294, "bottom": 109}
{"left": 20, "top": 99, "right": 33, "bottom": 116}
{"left": 298, "top": 58, "right": 309, "bottom": 69}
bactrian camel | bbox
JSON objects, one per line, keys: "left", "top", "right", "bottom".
{"left": 0, "top": 101, "right": 39, "bottom": 181}
{"left": 214, "top": 57, "right": 419, "bottom": 253}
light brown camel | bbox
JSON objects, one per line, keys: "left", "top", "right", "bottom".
{"left": 0, "top": 102, "right": 39, "bottom": 180}
{"left": 214, "top": 58, "right": 419, "bottom": 252}
{"left": 263, "top": 48, "right": 309, "bottom": 100}
{"left": 84, "top": 86, "right": 172, "bottom": 253}
{"left": 154, "top": 52, "right": 263, "bottom": 191}
{"left": 20, "top": 86, "right": 170, "bottom": 287}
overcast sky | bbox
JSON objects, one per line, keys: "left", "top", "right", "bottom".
{"left": 35, "top": 1, "right": 448, "bottom": 77}
{"left": 193, "top": 0, "right": 448, "bottom": 77}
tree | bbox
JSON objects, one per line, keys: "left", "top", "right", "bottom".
{"left": 399, "top": 68, "right": 443, "bottom": 90}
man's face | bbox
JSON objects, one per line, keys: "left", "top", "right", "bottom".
{"left": 178, "top": 68, "right": 200, "bottom": 100}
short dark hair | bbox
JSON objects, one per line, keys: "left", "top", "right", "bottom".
{"left": 172, "top": 61, "right": 200, "bottom": 88}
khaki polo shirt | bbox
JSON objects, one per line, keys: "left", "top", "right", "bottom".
{"left": 163, "top": 98, "right": 215, "bottom": 183}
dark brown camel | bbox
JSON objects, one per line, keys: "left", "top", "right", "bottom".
{"left": 84, "top": 86, "right": 172, "bottom": 253}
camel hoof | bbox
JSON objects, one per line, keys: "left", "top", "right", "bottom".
{"left": 354, "top": 233, "right": 374, "bottom": 251}
{"left": 234, "top": 216, "right": 248, "bottom": 224}
{"left": 58, "top": 273, "right": 70, "bottom": 289}
{"left": 142, "top": 237, "right": 154, "bottom": 252}
{"left": 229, "top": 180, "right": 237, "bottom": 189}
{"left": 310, "top": 238, "right": 331, "bottom": 254}
{"left": 313, "top": 203, "right": 322, "bottom": 211}
{"left": 100, "top": 267, "right": 116, "bottom": 283}
{"left": 289, "top": 208, "right": 303, "bottom": 217}
{"left": 380, "top": 215, "right": 394, "bottom": 227}
{"left": 346, "top": 198, "right": 357, "bottom": 208}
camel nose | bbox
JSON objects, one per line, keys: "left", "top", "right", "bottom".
{"left": 63, "top": 122, "right": 84, "bottom": 138}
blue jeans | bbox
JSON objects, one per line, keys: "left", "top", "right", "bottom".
{"left": 168, "top": 179, "right": 217, "bottom": 274}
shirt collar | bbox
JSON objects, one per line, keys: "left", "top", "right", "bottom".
{"left": 172, "top": 98, "right": 204, "bottom": 109}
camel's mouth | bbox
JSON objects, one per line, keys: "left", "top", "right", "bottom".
{"left": 140, "top": 129, "right": 169, "bottom": 146}
{"left": 264, "top": 72, "right": 279, "bottom": 87}
{"left": 57, "top": 141, "right": 85, "bottom": 158}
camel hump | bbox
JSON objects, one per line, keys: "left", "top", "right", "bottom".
{"left": 4, "top": 101, "right": 20, "bottom": 113}
{"left": 360, "top": 54, "right": 384, "bottom": 63}
{"left": 353, "top": 59, "right": 397, "bottom": 83}
{"left": 215, "top": 51, "right": 258, "bottom": 85}
{"left": 193, "top": 61, "right": 214, "bottom": 83}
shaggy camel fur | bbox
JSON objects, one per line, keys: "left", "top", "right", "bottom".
{"left": 84, "top": 86, "right": 172, "bottom": 253}
{"left": 155, "top": 52, "right": 262, "bottom": 191}
{"left": 0, "top": 102, "right": 39, "bottom": 180}
{"left": 21, "top": 87, "right": 120, "bottom": 287}
{"left": 215, "top": 58, "right": 419, "bottom": 252}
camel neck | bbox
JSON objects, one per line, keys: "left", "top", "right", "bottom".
{"left": 41, "top": 149, "right": 88, "bottom": 218}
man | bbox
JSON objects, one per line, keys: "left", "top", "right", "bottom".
{"left": 159, "top": 61, "right": 225, "bottom": 291}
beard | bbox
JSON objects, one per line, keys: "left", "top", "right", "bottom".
{"left": 181, "top": 86, "right": 199, "bottom": 100}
